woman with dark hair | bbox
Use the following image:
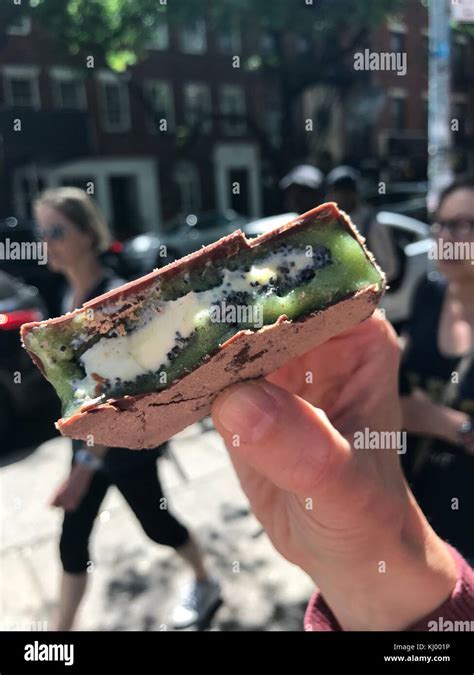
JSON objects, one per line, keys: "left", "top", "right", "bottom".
{"left": 34, "top": 187, "right": 221, "bottom": 630}
{"left": 400, "top": 178, "right": 474, "bottom": 562}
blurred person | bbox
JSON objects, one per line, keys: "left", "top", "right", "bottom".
{"left": 400, "top": 178, "right": 474, "bottom": 563}
{"left": 211, "top": 313, "right": 474, "bottom": 631}
{"left": 279, "top": 164, "right": 325, "bottom": 214}
{"left": 325, "top": 165, "right": 399, "bottom": 282}
{"left": 34, "top": 187, "right": 221, "bottom": 630}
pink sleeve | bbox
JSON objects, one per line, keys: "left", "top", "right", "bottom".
{"left": 304, "top": 545, "right": 474, "bottom": 632}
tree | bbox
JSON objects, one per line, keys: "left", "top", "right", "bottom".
{"left": 1, "top": 0, "right": 408, "bottom": 175}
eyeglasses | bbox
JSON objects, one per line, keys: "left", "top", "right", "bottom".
{"left": 35, "top": 224, "right": 66, "bottom": 242}
{"left": 431, "top": 218, "right": 474, "bottom": 240}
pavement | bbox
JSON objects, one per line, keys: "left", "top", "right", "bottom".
{"left": 0, "top": 420, "right": 313, "bottom": 631}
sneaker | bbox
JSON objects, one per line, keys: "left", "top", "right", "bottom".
{"left": 171, "top": 578, "right": 222, "bottom": 629}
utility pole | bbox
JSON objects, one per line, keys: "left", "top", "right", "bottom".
{"left": 427, "top": 0, "right": 453, "bottom": 213}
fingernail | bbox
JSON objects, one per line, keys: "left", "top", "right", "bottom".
{"left": 217, "top": 382, "right": 278, "bottom": 443}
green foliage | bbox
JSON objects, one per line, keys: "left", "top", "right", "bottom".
{"left": 1, "top": 0, "right": 407, "bottom": 71}
{"left": 0, "top": 0, "right": 411, "bottom": 171}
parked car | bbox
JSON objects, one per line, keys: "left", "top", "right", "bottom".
{"left": 376, "top": 211, "right": 433, "bottom": 326}
{"left": 243, "top": 211, "right": 433, "bottom": 327}
{"left": 121, "top": 210, "right": 249, "bottom": 277}
{"left": 0, "top": 217, "right": 64, "bottom": 316}
{"left": 120, "top": 233, "right": 177, "bottom": 279}
{"left": 0, "top": 271, "right": 60, "bottom": 448}
{"left": 243, "top": 212, "right": 298, "bottom": 238}
{"left": 163, "top": 209, "right": 248, "bottom": 258}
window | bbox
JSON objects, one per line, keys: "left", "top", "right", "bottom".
{"left": 216, "top": 22, "right": 241, "bottom": 54}
{"left": 51, "top": 69, "right": 86, "bottom": 109}
{"left": 219, "top": 85, "right": 246, "bottom": 135}
{"left": 180, "top": 19, "right": 207, "bottom": 54}
{"left": 144, "top": 81, "right": 174, "bottom": 132}
{"left": 6, "top": 16, "right": 31, "bottom": 36}
{"left": 390, "top": 95, "right": 407, "bottom": 131}
{"left": 98, "top": 77, "right": 131, "bottom": 132}
{"left": 184, "top": 83, "right": 212, "bottom": 132}
{"left": 3, "top": 67, "right": 40, "bottom": 108}
{"left": 389, "top": 31, "right": 405, "bottom": 54}
{"left": 263, "top": 89, "right": 281, "bottom": 146}
{"left": 174, "top": 162, "right": 201, "bottom": 213}
{"left": 146, "top": 20, "right": 169, "bottom": 50}
{"left": 57, "top": 80, "right": 84, "bottom": 109}
{"left": 8, "top": 78, "right": 35, "bottom": 106}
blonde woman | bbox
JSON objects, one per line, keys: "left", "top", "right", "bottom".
{"left": 34, "top": 188, "right": 221, "bottom": 630}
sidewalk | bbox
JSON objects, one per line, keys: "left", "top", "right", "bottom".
{"left": 0, "top": 422, "right": 313, "bottom": 631}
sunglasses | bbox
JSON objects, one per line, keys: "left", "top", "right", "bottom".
{"left": 431, "top": 218, "right": 474, "bottom": 240}
{"left": 35, "top": 224, "right": 66, "bottom": 242}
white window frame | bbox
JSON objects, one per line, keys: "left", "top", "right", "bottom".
{"left": 6, "top": 16, "right": 32, "bottom": 36}
{"left": 184, "top": 82, "right": 212, "bottom": 133}
{"left": 219, "top": 84, "right": 246, "bottom": 136}
{"left": 97, "top": 72, "right": 131, "bottom": 133}
{"left": 50, "top": 67, "right": 87, "bottom": 110}
{"left": 180, "top": 18, "right": 207, "bottom": 54}
{"left": 20, "top": 157, "right": 162, "bottom": 232}
{"left": 174, "top": 161, "right": 201, "bottom": 214}
{"left": 214, "top": 143, "right": 262, "bottom": 219}
{"left": 2, "top": 65, "right": 40, "bottom": 108}
{"left": 144, "top": 80, "right": 175, "bottom": 132}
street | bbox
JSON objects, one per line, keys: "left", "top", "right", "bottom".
{"left": 0, "top": 421, "right": 313, "bottom": 631}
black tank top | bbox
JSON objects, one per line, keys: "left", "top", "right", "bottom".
{"left": 400, "top": 276, "right": 474, "bottom": 559}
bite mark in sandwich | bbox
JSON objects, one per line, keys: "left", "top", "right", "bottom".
{"left": 21, "top": 203, "right": 385, "bottom": 448}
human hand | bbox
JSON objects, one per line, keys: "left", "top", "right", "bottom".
{"left": 212, "top": 313, "right": 457, "bottom": 630}
{"left": 49, "top": 463, "right": 94, "bottom": 512}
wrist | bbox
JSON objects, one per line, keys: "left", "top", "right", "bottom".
{"left": 308, "top": 496, "right": 457, "bottom": 631}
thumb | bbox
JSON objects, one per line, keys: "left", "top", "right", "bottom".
{"left": 211, "top": 380, "right": 351, "bottom": 495}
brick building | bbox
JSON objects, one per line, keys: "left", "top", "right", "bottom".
{"left": 0, "top": 2, "right": 473, "bottom": 238}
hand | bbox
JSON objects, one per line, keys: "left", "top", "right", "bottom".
{"left": 400, "top": 388, "right": 471, "bottom": 447}
{"left": 212, "top": 313, "right": 457, "bottom": 631}
{"left": 49, "top": 463, "right": 94, "bottom": 512}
